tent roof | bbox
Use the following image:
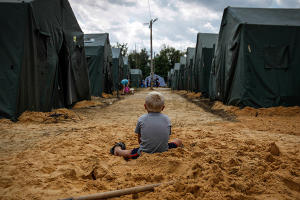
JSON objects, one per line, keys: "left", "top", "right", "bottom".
{"left": 123, "top": 56, "right": 128, "bottom": 65}
{"left": 145, "top": 74, "right": 164, "bottom": 79}
{"left": 180, "top": 56, "right": 186, "bottom": 65}
{"left": 196, "top": 33, "right": 218, "bottom": 48}
{"left": 84, "top": 33, "right": 109, "bottom": 47}
{"left": 186, "top": 47, "right": 195, "bottom": 60}
{"left": 112, "top": 47, "right": 121, "bottom": 58}
{"left": 144, "top": 74, "right": 166, "bottom": 86}
{"left": 227, "top": 7, "right": 300, "bottom": 26}
{"left": 0, "top": 0, "right": 33, "bottom": 2}
{"left": 130, "top": 69, "right": 142, "bottom": 75}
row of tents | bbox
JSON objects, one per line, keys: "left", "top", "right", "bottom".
{"left": 84, "top": 33, "right": 131, "bottom": 96}
{"left": 0, "top": 0, "right": 141, "bottom": 120}
{"left": 169, "top": 7, "right": 300, "bottom": 108}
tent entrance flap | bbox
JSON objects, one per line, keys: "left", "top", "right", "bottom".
{"left": 55, "top": 39, "right": 68, "bottom": 108}
{"left": 56, "top": 37, "right": 80, "bottom": 108}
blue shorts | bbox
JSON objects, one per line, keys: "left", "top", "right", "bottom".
{"left": 127, "top": 142, "right": 178, "bottom": 160}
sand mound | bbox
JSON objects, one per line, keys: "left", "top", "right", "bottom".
{"left": 91, "top": 96, "right": 102, "bottom": 100}
{"left": 212, "top": 101, "right": 238, "bottom": 112}
{"left": 102, "top": 93, "right": 113, "bottom": 98}
{"left": 0, "top": 119, "right": 13, "bottom": 124}
{"left": 73, "top": 100, "right": 103, "bottom": 109}
{"left": 212, "top": 101, "right": 300, "bottom": 117}
{"left": 175, "top": 90, "right": 188, "bottom": 95}
{"left": 186, "top": 92, "right": 202, "bottom": 99}
{"left": 18, "top": 108, "right": 79, "bottom": 123}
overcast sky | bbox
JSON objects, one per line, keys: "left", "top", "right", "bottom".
{"left": 69, "top": 0, "right": 300, "bottom": 53}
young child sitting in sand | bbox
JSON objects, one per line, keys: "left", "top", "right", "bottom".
{"left": 110, "top": 91, "right": 182, "bottom": 160}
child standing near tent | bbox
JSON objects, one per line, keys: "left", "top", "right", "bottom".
{"left": 110, "top": 91, "right": 182, "bottom": 160}
{"left": 121, "top": 79, "right": 129, "bottom": 95}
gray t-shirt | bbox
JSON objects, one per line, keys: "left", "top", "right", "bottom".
{"left": 135, "top": 112, "right": 171, "bottom": 153}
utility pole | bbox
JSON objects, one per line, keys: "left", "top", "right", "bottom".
{"left": 149, "top": 18, "right": 158, "bottom": 89}
{"left": 135, "top": 43, "right": 137, "bottom": 68}
{"left": 153, "top": 52, "right": 155, "bottom": 75}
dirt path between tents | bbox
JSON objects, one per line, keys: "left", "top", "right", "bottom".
{"left": 0, "top": 88, "right": 299, "bottom": 200}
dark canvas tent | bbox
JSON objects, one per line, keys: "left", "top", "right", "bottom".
{"left": 0, "top": 0, "right": 90, "bottom": 120}
{"left": 169, "top": 68, "right": 175, "bottom": 89}
{"left": 130, "top": 69, "right": 142, "bottom": 88}
{"left": 84, "top": 33, "right": 113, "bottom": 97}
{"left": 194, "top": 33, "right": 218, "bottom": 97}
{"left": 168, "top": 70, "right": 172, "bottom": 87}
{"left": 186, "top": 47, "right": 195, "bottom": 91}
{"left": 211, "top": 7, "right": 300, "bottom": 108}
{"left": 171, "top": 63, "right": 180, "bottom": 90}
{"left": 111, "top": 48, "right": 123, "bottom": 91}
{"left": 123, "top": 56, "right": 130, "bottom": 79}
{"left": 179, "top": 56, "right": 186, "bottom": 90}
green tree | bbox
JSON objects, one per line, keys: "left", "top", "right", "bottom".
{"left": 128, "top": 50, "right": 139, "bottom": 69}
{"left": 128, "top": 45, "right": 183, "bottom": 80}
{"left": 154, "top": 45, "right": 183, "bottom": 80}
{"left": 139, "top": 48, "right": 150, "bottom": 77}
{"left": 128, "top": 48, "right": 150, "bottom": 77}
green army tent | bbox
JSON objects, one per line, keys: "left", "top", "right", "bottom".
{"left": 84, "top": 33, "right": 113, "bottom": 97}
{"left": 211, "top": 7, "right": 300, "bottom": 108}
{"left": 194, "top": 33, "right": 218, "bottom": 97}
{"left": 111, "top": 48, "right": 123, "bottom": 91}
{"left": 186, "top": 47, "right": 195, "bottom": 92}
{"left": 0, "top": 0, "right": 90, "bottom": 120}
{"left": 169, "top": 68, "right": 175, "bottom": 89}
{"left": 130, "top": 69, "right": 142, "bottom": 88}
{"left": 171, "top": 64, "right": 180, "bottom": 90}
{"left": 179, "top": 56, "right": 186, "bottom": 90}
{"left": 123, "top": 56, "right": 130, "bottom": 79}
{"left": 168, "top": 70, "right": 172, "bottom": 87}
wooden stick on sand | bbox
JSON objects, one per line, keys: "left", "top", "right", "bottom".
{"left": 59, "top": 181, "right": 173, "bottom": 200}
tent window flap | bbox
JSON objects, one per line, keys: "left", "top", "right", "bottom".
{"left": 264, "top": 45, "right": 289, "bottom": 69}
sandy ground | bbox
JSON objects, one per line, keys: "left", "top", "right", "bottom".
{"left": 0, "top": 88, "right": 299, "bottom": 200}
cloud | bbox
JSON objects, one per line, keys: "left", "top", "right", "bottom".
{"left": 275, "top": 0, "right": 300, "bottom": 7}
{"left": 183, "top": 0, "right": 274, "bottom": 11}
{"left": 203, "top": 22, "right": 218, "bottom": 32}
{"left": 69, "top": 0, "right": 300, "bottom": 53}
{"left": 108, "top": 0, "right": 137, "bottom": 7}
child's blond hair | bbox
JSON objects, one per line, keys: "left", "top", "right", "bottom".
{"left": 145, "top": 91, "right": 165, "bottom": 112}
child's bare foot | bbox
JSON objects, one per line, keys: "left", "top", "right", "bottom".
{"left": 110, "top": 142, "right": 126, "bottom": 155}
{"left": 114, "top": 146, "right": 122, "bottom": 156}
